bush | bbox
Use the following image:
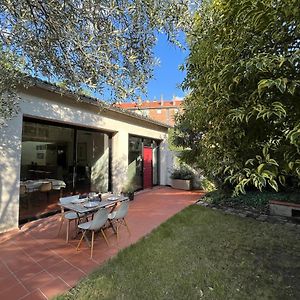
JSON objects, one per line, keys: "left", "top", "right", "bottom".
{"left": 200, "top": 177, "right": 216, "bottom": 192}
{"left": 170, "top": 166, "right": 194, "bottom": 180}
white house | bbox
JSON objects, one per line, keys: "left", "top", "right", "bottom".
{"left": 0, "top": 79, "right": 173, "bottom": 233}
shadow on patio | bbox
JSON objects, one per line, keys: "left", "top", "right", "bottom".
{"left": 0, "top": 187, "right": 203, "bottom": 300}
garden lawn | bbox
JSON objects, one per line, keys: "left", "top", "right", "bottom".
{"left": 57, "top": 205, "right": 300, "bottom": 300}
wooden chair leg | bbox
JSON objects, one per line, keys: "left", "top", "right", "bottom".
{"left": 116, "top": 224, "right": 119, "bottom": 243}
{"left": 123, "top": 218, "right": 131, "bottom": 236}
{"left": 90, "top": 231, "right": 95, "bottom": 259}
{"left": 101, "top": 229, "right": 110, "bottom": 246}
{"left": 66, "top": 220, "right": 70, "bottom": 243}
{"left": 76, "top": 231, "right": 85, "bottom": 251}
{"left": 57, "top": 216, "right": 64, "bottom": 237}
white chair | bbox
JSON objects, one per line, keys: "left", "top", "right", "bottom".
{"left": 76, "top": 208, "right": 110, "bottom": 258}
{"left": 39, "top": 181, "right": 52, "bottom": 203}
{"left": 108, "top": 200, "right": 131, "bottom": 242}
{"left": 58, "top": 195, "right": 84, "bottom": 243}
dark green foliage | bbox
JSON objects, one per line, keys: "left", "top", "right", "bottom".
{"left": 174, "top": 0, "right": 300, "bottom": 195}
{"left": 203, "top": 190, "right": 300, "bottom": 211}
{"left": 170, "top": 165, "right": 194, "bottom": 180}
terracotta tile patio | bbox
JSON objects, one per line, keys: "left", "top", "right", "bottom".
{"left": 0, "top": 187, "right": 203, "bottom": 299}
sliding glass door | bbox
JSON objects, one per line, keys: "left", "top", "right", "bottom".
{"left": 20, "top": 118, "right": 110, "bottom": 223}
{"left": 21, "top": 121, "right": 75, "bottom": 192}
{"left": 75, "top": 130, "right": 109, "bottom": 193}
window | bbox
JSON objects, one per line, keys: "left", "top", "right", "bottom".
{"left": 156, "top": 109, "right": 161, "bottom": 114}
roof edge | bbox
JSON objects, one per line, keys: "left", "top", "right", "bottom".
{"left": 22, "top": 77, "right": 171, "bottom": 130}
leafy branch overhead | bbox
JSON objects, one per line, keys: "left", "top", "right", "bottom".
{"left": 174, "top": 0, "right": 300, "bottom": 195}
{"left": 0, "top": 0, "right": 194, "bottom": 123}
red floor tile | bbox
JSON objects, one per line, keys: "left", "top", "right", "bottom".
{"left": 0, "top": 260, "right": 12, "bottom": 280}
{"left": 20, "top": 289, "right": 47, "bottom": 300}
{"left": 0, "top": 282, "right": 29, "bottom": 300}
{"left": 58, "top": 266, "right": 85, "bottom": 287}
{"left": 21, "top": 270, "right": 54, "bottom": 292}
{"left": 45, "top": 260, "right": 74, "bottom": 278}
{"left": 4, "top": 255, "right": 36, "bottom": 274}
{"left": 39, "top": 278, "right": 70, "bottom": 299}
{"left": 36, "top": 255, "right": 64, "bottom": 269}
{"left": 0, "top": 272, "right": 20, "bottom": 294}
{"left": 14, "top": 262, "right": 44, "bottom": 282}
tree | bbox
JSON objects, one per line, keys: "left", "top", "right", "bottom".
{"left": 174, "top": 0, "right": 300, "bottom": 194}
{"left": 0, "top": 0, "right": 193, "bottom": 124}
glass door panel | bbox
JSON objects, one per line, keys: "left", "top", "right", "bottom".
{"left": 20, "top": 121, "right": 75, "bottom": 222}
{"left": 128, "top": 136, "right": 143, "bottom": 190}
{"left": 75, "top": 130, "right": 109, "bottom": 193}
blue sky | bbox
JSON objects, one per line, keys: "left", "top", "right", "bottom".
{"left": 145, "top": 33, "right": 189, "bottom": 101}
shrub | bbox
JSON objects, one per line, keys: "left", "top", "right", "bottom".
{"left": 170, "top": 166, "right": 194, "bottom": 180}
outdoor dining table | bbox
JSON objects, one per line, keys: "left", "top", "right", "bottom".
{"left": 59, "top": 195, "right": 128, "bottom": 215}
{"left": 59, "top": 195, "right": 129, "bottom": 242}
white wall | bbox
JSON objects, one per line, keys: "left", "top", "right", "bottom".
{"left": 0, "top": 114, "right": 23, "bottom": 232}
{"left": 0, "top": 87, "right": 170, "bottom": 232}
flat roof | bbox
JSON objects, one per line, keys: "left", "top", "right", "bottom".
{"left": 23, "top": 77, "right": 171, "bottom": 130}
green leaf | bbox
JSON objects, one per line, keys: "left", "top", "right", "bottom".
{"left": 268, "top": 159, "right": 279, "bottom": 166}
{"left": 269, "top": 179, "right": 278, "bottom": 192}
{"left": 278, "top": 175, "right": 286, "bottom": 186}
{"left": 257, "top": 163, "right": 265, "bottom": 174}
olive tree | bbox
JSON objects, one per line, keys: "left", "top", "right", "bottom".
{"left": 0, "top": 0, "right": 194, "bottom": 124}
{"left": 174, "top": 0, "right": 300, "bottom": 194}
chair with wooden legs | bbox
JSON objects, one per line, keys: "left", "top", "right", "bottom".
{"left": 108, "top": 200, "right": 131, "bottom": 242}
{"left": 39, "top": 181, "right": 52, "bottom": 203}
{"left": 76, "top": 208, "right": 109, "bottom": 259}
{"left": 58, "top": 195, "right": 84, "bottom": 243}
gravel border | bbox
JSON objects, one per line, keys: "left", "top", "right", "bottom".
{"left": 196, "top": 199, "right": 300, "bottom": 231}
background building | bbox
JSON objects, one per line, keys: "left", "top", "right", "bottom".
{"left": 116, "top": 98, "right": 183, "bottom": 126}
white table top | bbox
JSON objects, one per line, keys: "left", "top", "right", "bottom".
{"left": 60, "top": 196, "right": 128, "bottom": 214}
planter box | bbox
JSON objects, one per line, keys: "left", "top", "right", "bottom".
{"left": 171, "top": 179, "right": 191, "bottom": 191}
{"left": 269, "top": 200, "right": 300, "bottom": 217}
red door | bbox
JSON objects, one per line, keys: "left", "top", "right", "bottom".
{"left": 143, "top": 147, "right": 153, "bottom": 189}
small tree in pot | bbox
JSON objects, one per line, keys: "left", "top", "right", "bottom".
{"left": 122, "top": 181, "right": 136, "bottom": 201}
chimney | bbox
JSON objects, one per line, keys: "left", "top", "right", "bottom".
{"left": 172, "top": 95, "right": 176, "bottom": 106}
{"left": 160, "top": 94, "right": 163, "bottom": 106}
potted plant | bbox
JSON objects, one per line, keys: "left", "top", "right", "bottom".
{"left": 122, "top": 182, "right": 136, "bottom": 201}
{"left": 170, "top": 166, "right": 194, "bottom": 190}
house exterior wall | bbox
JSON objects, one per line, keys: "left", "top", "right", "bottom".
{"left": 0, "top": 87, "right": 172, "bottom": 233}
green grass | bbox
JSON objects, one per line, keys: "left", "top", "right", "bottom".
{"left": 57, "top": 206, "right": 300, "bottom": 300}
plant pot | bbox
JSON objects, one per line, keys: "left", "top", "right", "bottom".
{"left": 124, "top": 192, "right": 134, "bottom": 201}
{"left": 171, "top": 179, "right": 191, "bottom": 191}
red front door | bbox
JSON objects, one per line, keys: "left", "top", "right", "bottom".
{"left": 143, "top": 146, "right": 153, "bottom": 189}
